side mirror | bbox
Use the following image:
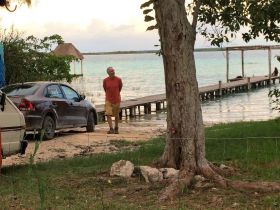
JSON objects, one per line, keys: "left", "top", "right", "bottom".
{"left": 79, "top": 94, "right": 86, "bottom": 101}
{"left": 0, "top": 92, "right": 6, "bottom": 112}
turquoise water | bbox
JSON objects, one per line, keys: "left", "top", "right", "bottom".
{"left": 70, "top": 50, "right": 280, "bottom": 124}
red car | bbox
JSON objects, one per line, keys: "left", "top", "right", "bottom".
{"left": 1, "top": 82, "right": 98, "bottom": 139}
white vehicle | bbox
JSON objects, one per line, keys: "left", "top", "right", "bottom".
{"left": 0, "top": 90, "right": 27, "bottom": 166}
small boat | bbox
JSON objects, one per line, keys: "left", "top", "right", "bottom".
{"left": 229, "top": 76, "right": 244, "bottom": 82}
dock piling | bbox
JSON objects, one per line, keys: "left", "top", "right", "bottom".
{"left": 247, "top": 77, "right": 251, "bottom": 90}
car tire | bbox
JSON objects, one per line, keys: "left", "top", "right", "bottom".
{"left": 42, "top": 116, "right": 55, "bottom": 140}
{"left": 86, "top": 112, "right": 95, "bottom": 132}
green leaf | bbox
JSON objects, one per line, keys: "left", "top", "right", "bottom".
{"left": 143, "top": 9, "right": 153, "bottom": 15}
{"left": 140, "top": 0, "right": 155, "bottom": 9}
{"left": 1, "top": 28, "right": 73, "bottom": 84}
{"left": 144, "top": 15, "right": 154, "bottom": 22}
{"left": 146, "top": 24, "right": 158, "bottom": 31}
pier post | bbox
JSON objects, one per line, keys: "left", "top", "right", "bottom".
{"left": 98, "top": 112, "right": 106, "bottom": 122}
{"left": 144, "top": 103, "right": 152, "bottom": 114}
{"left": 241, "top": 50, "right": 244, "bottom": 77}
{"left": 219, "top": 80, "right": 222, "bottom": 97}
{"left": 125, "top": 109, "right": 128, "bottom": 118}
{"left": 247, "top": 77, "right": 251, "bottom": 90}
{"left": 226, "top": 48, "right": 229, "bottom": 82}
{"left": 81, "top": 60, "right": 83, "bottom": 75}
{"left": 129, "top": 107, "right": 136, "bottom": 117}
{"left": 129, "top": 108, "right": 133, "bottom": 117}
{"left": 144, "top": 104, "right": 149, "bottom": 114}
{"left": 156, "top": 102, "right": 161, "bottom": 111}
{"left": 119, "top": 109, "right": 123, "bottom": 119}
{"left": 268, "top": 47, "right": 272, "bottom": 84}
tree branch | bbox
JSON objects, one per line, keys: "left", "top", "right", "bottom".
{"left": 192, "top": 0, "right": 201, "bottom": 31}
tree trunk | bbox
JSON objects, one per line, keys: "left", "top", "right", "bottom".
{"left": 153, "top": 0, "right": 225, "bottom": 201}
{"left": 154, "top": 0, "right": 206, "bottom": 171}
{"left": 151, "top": 0, "right": 280, "bottom": 202}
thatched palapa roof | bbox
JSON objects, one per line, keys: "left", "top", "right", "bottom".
{"left": 53, "top": 43, "right": 84, "bottom": 60}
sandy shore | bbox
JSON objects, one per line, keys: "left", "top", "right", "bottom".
{"left": 2, "top": 120, "right": 167, "bottom": 167}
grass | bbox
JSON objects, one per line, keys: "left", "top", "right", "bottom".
{"left": 0, "top": 119, "right": 280, "bottom": 209}
{"left": 205, "top": 119, "right": 280, "bottom": 181}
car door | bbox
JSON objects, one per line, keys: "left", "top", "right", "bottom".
{"left": 60, "top": 84, "right": 87, "bottom": 126}
{"left": 0, "top": 92, "right": 25, "bottom": 157}
{"left": 44, "top": 84, "right": 70, "bottom": 128}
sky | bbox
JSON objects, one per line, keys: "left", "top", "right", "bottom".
{"left": 0, "top": 0, "right": 161, "bottom": 52}
{"left": 0, "top": 0, "right": 278, "bottom": 53}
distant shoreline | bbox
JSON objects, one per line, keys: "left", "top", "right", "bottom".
{"left": 82, "top": 45, "right": 280, "bottom": 55}
{"left": 82, "top": 48, "right": 224, "bottom": 55}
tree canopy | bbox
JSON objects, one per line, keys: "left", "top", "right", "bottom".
{"left": 198, "top": 0, "right": 280, "bottom": 45}
{"left": 0, "top": 0, "right": 31, "bottom": 12}
{"left": 0, "top": 29, "right": 75, "bottom": 84}
{"left": 142, "top": 0, "right": 280, "bottom": 46}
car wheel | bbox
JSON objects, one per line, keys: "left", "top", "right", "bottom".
{"left": 42, "top": 116, "right": 55, "bottom": 140}
{"left": 86, "top": 112, "right": 95, "bottom": 132}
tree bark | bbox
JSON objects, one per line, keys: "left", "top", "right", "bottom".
{"left": 152, "top": 0, "right": 280, "bottom": 201}
{"left": 154, "top": 0, "right": 206, "bottom": 171}
{"left": 153, "top": 0, "right": 221, "bottom": 200}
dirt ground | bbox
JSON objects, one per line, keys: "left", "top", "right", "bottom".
{"left": 2, "top": 120, "right": 166, "bottom": 167}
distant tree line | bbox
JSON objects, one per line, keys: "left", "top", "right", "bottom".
{"left": 0, "top": 28, "right": 75, "bottom": 85}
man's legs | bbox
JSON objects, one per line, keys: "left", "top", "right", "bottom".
{"left": 105, "top": 101, "right": 114, "bottom": 134}
{"left": 114, "top": 115, "right": 119, "bottom": 134}
{"left": 106, "top": 115, "right": 114, "bottom": 134}
{"left": 112, "top": 103, "right": 120, "bottom": 134}
{"left": 107, "top": 115, "right": 113, "bottom": 127}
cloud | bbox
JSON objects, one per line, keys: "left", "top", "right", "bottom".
{"left": 18, "top": 18, "right": 159, "bottom": 52}
{"left": 0, "top": 0, "right": 157, "bottom": 52}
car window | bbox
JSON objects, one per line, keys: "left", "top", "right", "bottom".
{"left": 61, "top": 85, "right": 80, "bottom": 101}
{"left": 1, "top": 84, "right": 39, "bottom": 96}
{"left": 45, "top": 85, "right": 64, "bottom": 99}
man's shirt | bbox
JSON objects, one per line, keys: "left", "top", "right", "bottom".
{"left": 103, "top": 76, "right": 123, "bottom": 104}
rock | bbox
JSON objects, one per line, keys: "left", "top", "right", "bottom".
{"left": 110, "top": 160, "right": 134, "bottom": 178}
{"left": 159, "top": 168, "right": 179, "bottom": 179}
{"left": 219, "top": 164, "right": 227, "bottom": 169}
{"left": 219, "top": 164, "right": 235, "bottom": 175}
{"left": 194, "top": 182, "right": 214, "bottom": 189}
{"left": 58, "top": 154, "right": 66, "bottom": 158}
{"left": 232, "top": 202, "right": 239, "bottom": 207}
{"left": 109, "top": 145, "right": 118, "bottom": 151}
{"left": 139, "top": 166, "right": 163, "bottom": 183}
{"left": 194, "top": 175, "right": 206, "bottom": 182}
{"left": 193, "top": 175, "right": 206, "bottom": 188}
{"left": 219, "top": 163, "right": 235, "bottom": 171}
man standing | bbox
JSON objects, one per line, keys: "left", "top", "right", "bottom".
{"left": 103, "top": 67, "right": 123, "bottom": 134}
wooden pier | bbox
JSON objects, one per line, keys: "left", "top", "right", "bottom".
{"left": 95, "top": 75, "right": 280, "bottom": 121}
{"left": 94, "top": 45, "right": 280, "bottom": 121}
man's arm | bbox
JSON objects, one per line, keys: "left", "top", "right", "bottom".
{"left": 103, "top": 79, "right": 106, "bottom": 92}
{"left": 119, "top": 79, "right": 123, "bottom": 92}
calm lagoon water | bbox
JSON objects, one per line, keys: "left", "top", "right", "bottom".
{"left": 70, "top": 50, "right": 280, "bottom": 125}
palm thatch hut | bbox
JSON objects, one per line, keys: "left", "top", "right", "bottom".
{"left": 53, "top": 43, "right": 84, "bottom": 75}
